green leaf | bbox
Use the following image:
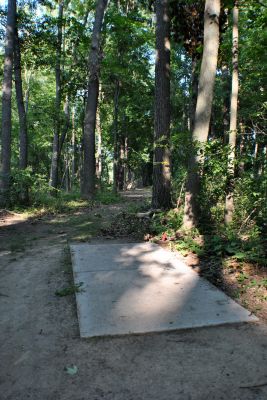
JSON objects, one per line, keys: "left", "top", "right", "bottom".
{"left": 234, "top": 252, "right": 246, "bottom": 260}
{"left": 65, "top": 365, "right": 78, "bottom": 375}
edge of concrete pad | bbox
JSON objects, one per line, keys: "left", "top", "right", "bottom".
{"left": 79, "top": 320, "right": 261, "bottom": 340}
{"left": 70, "top": 242, "right": 259, "bottom": 338}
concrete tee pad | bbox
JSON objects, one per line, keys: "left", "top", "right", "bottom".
{"left": 70, "top": 243, "right": 258, "bottom": 338}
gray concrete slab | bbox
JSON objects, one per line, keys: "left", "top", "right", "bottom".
{"left": 70, "top": 243, "right": 258, "bottom": 338}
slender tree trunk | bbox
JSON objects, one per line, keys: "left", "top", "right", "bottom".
{"left": 118, "top": 137, "right": 125, "bottom": 190}
{"left": 14, "top": 28, "right": 27, "bottom": 170}
{"left": 189, "top": 55, "right": 199, "bottom": 133}
{"left": 225, "top": 1, "right": 239, "bottom": 224}
{"left": 82, "top": 0, "right": 108, "bottom": 199}
{"left": 14, "top": 26, "right": 29, "bottom": 203}
{"left": 49, "top": 0, "right": 64, "bottom": 190}
{"left": 24, "top": 69, "right": 31, "bottom": 114}
{"left": 59, "top": 95, "right": 70, "bottom": 155}
{"left": 152, "top": 0, "right": 171, "bottom": 209}
{"left": 183, "top": 0, "right": 221, "bottom": 229}
{"left": 123, "top": 135, "right": 128, "bottom": 190}
{"left": 222, "top": 63, "right": 230, "bottom": 143}
{"left": 113, "top": 79, "right": 120, "bottom": 193}
{"left": 71, "top": 105, "right": 76, "bottom": 184}
{"left": 0, "top": 0, "right": 16, "bottom": 207}
{"left": 96, "top": 106, "right": 102, "bottom": 181}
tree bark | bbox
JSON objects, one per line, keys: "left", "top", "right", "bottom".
{"left": 183, "top": 0, "right": 221, "bottom": 229}
{"left": 225, "top": 1, "right": 239, "bottom": 224}
{"left": 82, "top": 0, "right": 108, "bottom": 199}
{"left": 0, "top": 0, "right": 16, "bottom": 207}
{"left": 49, "top": 0, "right": 64, "bottom": 190}
{"left": 152, "top": 0, "right": 171, "bottom": 209}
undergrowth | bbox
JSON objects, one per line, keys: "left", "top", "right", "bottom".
{"left": 150, "top": 209, "right": 267, "bottom": 267}
{"left": 9, "top": 185, "right": 121, "bottom": 216}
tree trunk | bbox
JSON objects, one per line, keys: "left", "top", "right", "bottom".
{"left": 82, "top": 0, "right": 108, "bottom": 199}
{"left": 113, "top": 79, "right": 120, "bottom": 193}
{"left": 118, "top": 138, "right": 125, "bottom": 191}
{"left": 0, "top": 0, "right": 16, "bottom": 207}
{"left": 96, "top": 106, "right": 102, "bottom": 181}
{"left": 14, "top": 25, "right": 29, "bottom": 204}
{"left": 222, "top": 63, "right": 230, "bottom": 143}
{"left": 183, "top": 0, "right": 221, "bottom": 229}
{"left": 71, "top": 105, "right": 76, "bottom": 184}
{"left": 24, "top": 69, "right": 32, "bottom": 115}
{"left": 14, "top": 27, "right": 28, "bottom": 170}
{"left": 189, "top": 55, "right": 199, "bottom": 133}
{"left": 49, "top": 0, "right": 64, "bottom": 190}
{"left": 225, "top": 1, "right": 239, "bottom": 224}
{"left": 152, "top": 0, "right": 171, "bottom": 209}
{"left": 59, "top": 95, "right": 70, "bottom": 155}
{"left": 123, "top": 135, "right": 128, "bottom": 190}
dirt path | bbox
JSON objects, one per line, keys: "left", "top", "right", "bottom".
{"left": 1, "top": 190, "right": 267, "bottom": 400}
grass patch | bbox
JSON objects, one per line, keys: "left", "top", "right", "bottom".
{"left": 12, "top": 191, "right": 95, "bottom": 217}
{"left": 95, "top": 187, "right": 122, "bottom": 205}
{"left": 55, "top": 282, "right": 84, "bottom": 297}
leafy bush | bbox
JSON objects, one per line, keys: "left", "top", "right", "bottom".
{"left": 151, "top": 209, "right": 183, "bottom": 236}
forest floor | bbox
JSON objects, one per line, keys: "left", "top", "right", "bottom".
{"left": 1, "top": 188, "right": 267, "bottom": 400}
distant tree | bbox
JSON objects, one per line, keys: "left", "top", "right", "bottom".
{"left": 112, "top": 78, "right": 120, "bottom": 193}
{"left": 14, "top": 22, "right": 29, "bottom": 204}
{"left": 49, "top": 0, "right": 64, "bottom": 190}
{"left": 225, "top": 0, "right": 239, "bottom": 224}
{"left": 0, "top": 0, "right": 16, "bottom": 207}
{"left": 82, "top": 0, "right": 109, "bottom": 199}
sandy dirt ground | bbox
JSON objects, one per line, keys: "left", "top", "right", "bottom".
{"left": 1, "top": 191, "right": 267, "bottom": 400}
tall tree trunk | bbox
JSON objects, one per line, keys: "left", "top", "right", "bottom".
{"left": 225, "top": 1, "right": 239, "bottom": 224}
{"left": 82, "top": 0, "right": 108, "bottom": 199}
{"left": 49, "top": 0, "right": 64, "bottom": 190}
{"left": 113, "top": 79, "right": 120, "bottom": 193}
{"left": 14, "top": 25, "right": 29, "bottom": 203}
{"left": 183, "top": 0, "right": 221, "bottom": 229}
{"left": 71, "top": 105, "right": 76, "bottom": 184}
{"left": 222, "top": 63, "right": 230, "bottom": 143}
{"left": 24, "top": 69, "right": 31, "bottom": 114}
{"left": 189, "top": 55, "right": 199, "bottom": 133}
{"left": 123, "top": 135, "right": 128, "bottom": 190}
{"left": 118, "top": 137, "right": 125, "bottom": 190}
{"left": 0, "top": 0, "right": 16, "bottom": 207}
{"left": 152, "top": 0, "right": 171, "bottom": 209}
{"left": 96, "top": 106, "right": 102, "bottom": 181}
{"left": 59, "top": 95, "right": 70, "bottom": 155}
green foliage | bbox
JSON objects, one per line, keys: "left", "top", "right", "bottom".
{"left": 95, "top": 186, "right": 122, "bottom": 204}
{"left": 151, "top": 209, "right": 183, "bottom": 236}
{"left": 175, "top": 236, "right": 204, "bottom": 257}
{"left": 9, "top": 167, "right": 33, "bottom": 205}
{"left": 55, "top": 282, "right": 84, "bottom": 297}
